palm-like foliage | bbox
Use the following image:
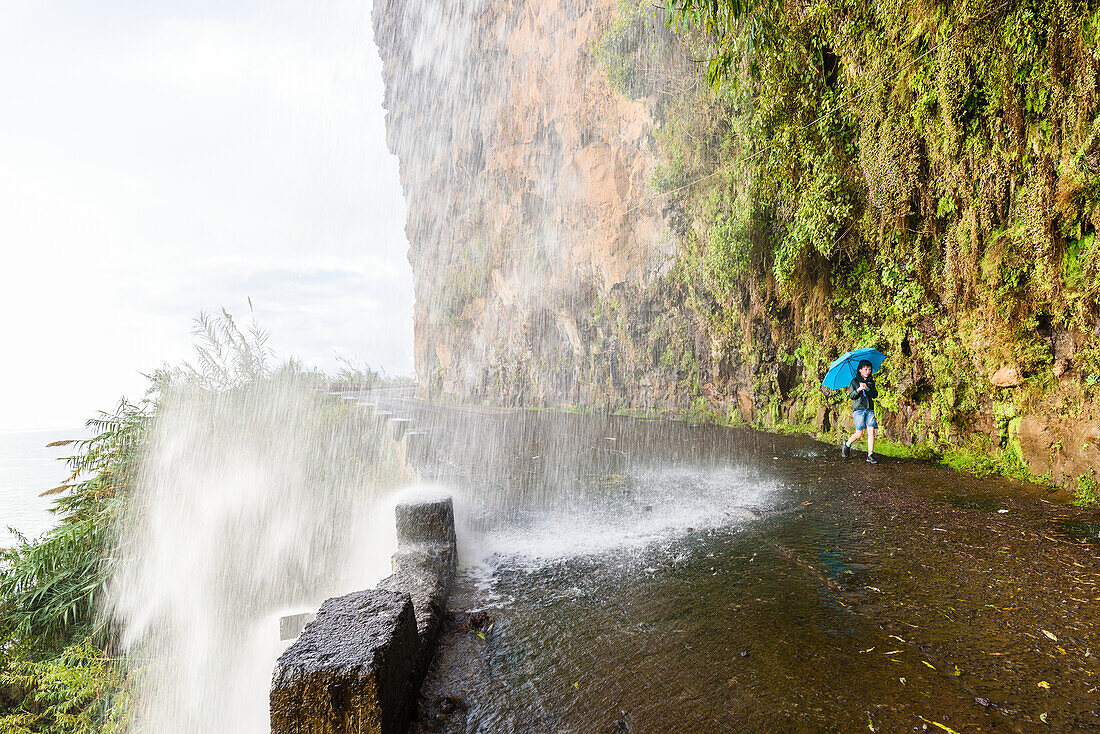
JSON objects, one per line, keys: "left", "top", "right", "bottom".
{"left": 0, "top": 310, "right": 271, "bottom": 649}
{"left": 0, "top": 400, "right": 148, "bottom": 649}
{"left": 0, "top": 308, "right": 387, "bottom": 730}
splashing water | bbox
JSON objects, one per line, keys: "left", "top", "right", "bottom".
{"left": 107, "top": 378, "right": 409, "bottom": 734}
{"left": 103, "top": 376, "right": 781, "bottom": 733}
{"left": 458, "top": 464, "right": 776, "bottom": 567}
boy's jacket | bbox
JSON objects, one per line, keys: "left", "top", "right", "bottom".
{"left": 848, "top": 376, "right": 878, "bottom": 412}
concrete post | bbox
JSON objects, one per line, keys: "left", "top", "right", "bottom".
{"left": 270, "top": 589, "right": 418, "bottom": 734}
{"left": 394, "top": 496, "right": 455, "bottom": 548}
{"left": 270, "top": 495, "right": 457, "bottom": 734}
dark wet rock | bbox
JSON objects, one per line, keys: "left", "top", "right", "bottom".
{"left": 270, "top": 588, "right": 418, "bottom": 734}
{"left": 416, "top": 695, "right": 468, "bottom": 733}
{"left": 378, "top": 545, "right": 456, "bottom": 673}
{"left": 271, "top": 495, "right": 459, "bottom": 733}
{"left": 1016, "top": 413, "right": 1100, "bottom": 485}
{"left": 466, "top": 609, "right": 494, "bottom": 632}
{"left": 434, "top": 695, "right": 466, "bottom": 716}
{"left": 396, "top": 497, "right": 457, "bottom": 548}
{"left": 378, "top": 496, "right": 458, "bottom": 681}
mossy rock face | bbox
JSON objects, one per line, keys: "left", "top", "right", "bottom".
{"left": 603, "top": 0, "right": 1100, "bottom": 497}
{"left": 375, "top": 0, "right": 1100, "bottom": 502}
{"left": 1015, "top": 414, "right": 1100, "bottom": 484}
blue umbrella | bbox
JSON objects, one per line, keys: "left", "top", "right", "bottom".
{"left": 822, "top": 348, "right": 886, "bottom": 390}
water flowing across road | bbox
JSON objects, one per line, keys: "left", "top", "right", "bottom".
{"left": 372, "top": 397, "right": 1100, "bottom": 734}
{"left": 99, "top": 387, "right": 1100, "bottom": 732}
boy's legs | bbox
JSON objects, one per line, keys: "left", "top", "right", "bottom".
{"left": 867, "top": 426, "right": 875, "bottom": 454}
{"left": 847, "top": 409, "right": 867, "bottom": 449}
{"left": 841, "top": 427, "right": 858, "bottom": 458}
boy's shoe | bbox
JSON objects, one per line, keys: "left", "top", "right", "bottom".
{"left": 866, "top": 453, "right": 878, "bottom": 464}
{"left": 841, "top": 440, "right": 850, "bottom": 458}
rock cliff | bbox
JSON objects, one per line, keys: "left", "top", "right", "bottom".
{"left": 373, "top": 0, "right": 1100, "bottom": 499}
{"left": 372, "top": 0, "right": 694, "bottom": 408}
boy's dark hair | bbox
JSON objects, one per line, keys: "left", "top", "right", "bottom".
{"left": 857, "top": 359, "right": 873, "bottom": 370}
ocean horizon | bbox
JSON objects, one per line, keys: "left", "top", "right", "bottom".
{"left": 0, "top": 427, "right": 85, "bottom": 547}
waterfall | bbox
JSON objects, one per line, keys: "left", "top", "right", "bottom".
{"left": 107, "top": 378, "right": 405, "bottom": 733}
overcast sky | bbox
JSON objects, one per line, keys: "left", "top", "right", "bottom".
{"left": 0, "top": 0, "right": 413, "bottom": 431}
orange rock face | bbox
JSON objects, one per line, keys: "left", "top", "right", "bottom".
{"left": 373, "top": 0, "right": 672, "bottom": 400}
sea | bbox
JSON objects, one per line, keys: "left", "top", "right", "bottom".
{"left": 0, "top": 428, "right": 85, "bottom": 548}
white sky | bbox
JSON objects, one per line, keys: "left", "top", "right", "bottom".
{"left": 0, "top": 0, "right": 414, "bottom": 430}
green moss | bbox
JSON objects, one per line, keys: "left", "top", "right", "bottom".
{"left": 647, "top": 0, "right": 1100, "bottom": 464}
{"left": 872, "top": 437, "right": 936, "bottom": 461}
{"left": 769, "top": 421, "right": 817, "bottom": 436}
{"left": 1073, "top": 471, "right": 1100, "bottom": 506}
{"left": 684, "top": 396, "right": 723, "bottom": 423}
{"left": 939, "top": 447, "right": 999, "bottom": 478}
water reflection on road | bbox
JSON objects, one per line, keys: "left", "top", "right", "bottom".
{"left": 388, "top": 402, "right": 1100, "bottom": 733}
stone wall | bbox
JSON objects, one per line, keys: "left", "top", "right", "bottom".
{"left": 270, "top": 495, "right": 457, "bottom": 734}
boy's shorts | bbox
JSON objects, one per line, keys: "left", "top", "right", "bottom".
{"left": 853, "top": 409, "right": 878, "bottom": 430}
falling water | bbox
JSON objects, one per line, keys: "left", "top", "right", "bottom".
{"left": 372, "top": 0, "right": 684, "bottom": 403}
{"left": 107, "top": 377, "right": 408, "bottom": 733}
{"left": 97, "top": 2, "right": 758, "bottom": 732}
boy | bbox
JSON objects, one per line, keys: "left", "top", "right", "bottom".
{"left": 841, "top": 359, "right": 878, "bottom": 464}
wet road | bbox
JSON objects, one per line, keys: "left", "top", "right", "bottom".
{"left": 369, "top": 399, "right": 1100, "bottom": 733}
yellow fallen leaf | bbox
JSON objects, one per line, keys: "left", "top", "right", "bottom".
{"left": 922, "top": 661, "right": 937, "bottom": 670}
{"left": 1038, "top": 680, "right": 1050, "bottom": 689}
{"left": 884, "top": 650, "right": 902, "bottom": 655}
{"left": 1042, "top": 630, "right": 1058, "bottom": 641}
{"left": 918, "top": 717, "right": 962, "bottom": 734}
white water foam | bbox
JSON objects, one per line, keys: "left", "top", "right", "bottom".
{"left": 455, "top": 464, "right": 776, "bottom": 572}
{"left": 108, "top": 379, "right": 411, "bottom": 734}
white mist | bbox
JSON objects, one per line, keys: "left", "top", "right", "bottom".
{"left": 108, "top": 379, "right": 409, "bottom": 734}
